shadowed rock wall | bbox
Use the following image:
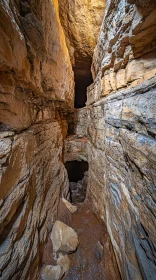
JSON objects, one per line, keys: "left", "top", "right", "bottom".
{"left": 0, "top": 0, "right": 74, "bottom": 279}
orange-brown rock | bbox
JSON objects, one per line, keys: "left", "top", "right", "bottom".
{"left": 0, "top": 0, "right": 73, "bottom": 279}
{"left": 58, "top": 0, "right": 106, "bottom": 81}
{"left": 0, "top": 0, "right": 156, "bottom": 280}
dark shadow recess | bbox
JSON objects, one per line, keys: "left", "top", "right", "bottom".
{"left": 65, "top": 160, "right": 88, "bottom": 203}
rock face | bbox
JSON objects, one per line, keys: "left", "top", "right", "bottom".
{"left": 64, "top": 1, "right": 156, "bottom": 279}
{"left": 0, "top": 0, "right": 74, "bottom": 279}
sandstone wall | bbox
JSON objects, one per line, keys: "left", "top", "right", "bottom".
{"left": 65, "top": 1, "right": 156, "bottom": 279}
{"left": 0, "top": 0, "right": 74, "bottom": 279}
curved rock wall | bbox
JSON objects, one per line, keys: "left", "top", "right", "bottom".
{"left": 0, "top": 0, "right": 74, "bottom": 279}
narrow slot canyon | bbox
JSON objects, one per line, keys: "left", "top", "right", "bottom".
{"left": 74, "top": 69, "right": 93, "bottom": 108}
{"left": 0, "top": 1, "right": 156, "bottom": 280}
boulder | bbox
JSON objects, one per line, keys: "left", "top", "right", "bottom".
{"left": 40, "top": 265, "right": 62, "bottom": 280}
{"left": 57, "top": 253, "right": 71, "bottom": 277}
{"left": 62, "top": 198, "right": 78, "bottom": 213}
{"left": 51, "top": 220, "right": 79, "bottom": 254}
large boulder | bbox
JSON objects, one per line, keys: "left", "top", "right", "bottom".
{"left": 51, "top": 221, "right": 79, "bottom": 254}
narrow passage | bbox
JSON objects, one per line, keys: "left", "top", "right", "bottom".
{"left": 65, "top": 160, "right": 88, "bottom": 203}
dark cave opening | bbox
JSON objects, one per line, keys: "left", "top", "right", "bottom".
{"left": 74, "top": 56, "right": 93, "bottom": 109}
{"left": 74, "top": 73, "right": 93, "bottom": 108}
{"left": 65, "top": 160, "right": 88, "bottom": 203}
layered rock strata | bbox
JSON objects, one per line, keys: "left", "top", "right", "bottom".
{"left": 64, "top": 1, "right": 156, "bottom": 279}
{"left": 0, "top": 0, "right": 74, "bottom": 279}
{"left": 0, "top": 0, "right": 156, "bottom": 279}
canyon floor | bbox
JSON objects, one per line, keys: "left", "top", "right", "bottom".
{"left": 41, "top": 200, "right": 120, "bottom": 280}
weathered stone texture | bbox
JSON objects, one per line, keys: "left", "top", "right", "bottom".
{"left": 65, "top": 77, "right": 156, "bottom": 279}
{"left": 0, "top": 0, "right": 73, "bottom": 279}
{"left": 64, "top": 1, "right": 156, "bottom": 278}
{"left": 87, "top": 0, "right": 156, "bottom": 105}
{"left": 1, "top": 0, "right": 156, "bottom": 279}
{"left": 58, "top": 0, "right": 106, "bottom": 78}
{"left": 0, "top": 121, "right": 70, "bottom": 280}
{"left": 0, "top": 0, "right": 74, "bottom": 115}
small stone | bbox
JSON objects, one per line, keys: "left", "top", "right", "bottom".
{"left": 62, "top": 198, "right": 78, "bottom": 213}
{"left": 40, "top": 265, "right": 62, "bottom": 280}
{"left": 57, "top": 253, "right": 71, "bottom": 277}
{"left": 51, "top": 220, "right": 79, "bottom": 254}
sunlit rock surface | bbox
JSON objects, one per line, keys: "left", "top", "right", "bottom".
{"left": 58, "top": 0, "right": 106, "bottom": 81}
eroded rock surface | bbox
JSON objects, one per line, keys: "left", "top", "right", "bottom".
{"left": 41, "top": 254, "right": 70, "bottom": 280}
{"left": 64, "top": 1, "right": 156, "bottom": 279}
{"left": 58, "top": 0, "right": 106, "bottom": 78}
{"left": 0, "top": 0, "right": 156, "bottom": 279}
{"left": 0, "top": 0, "right": 74, "bottom": 279}
{"left": 57, "top": 253, "right": 71, "bottom": 277}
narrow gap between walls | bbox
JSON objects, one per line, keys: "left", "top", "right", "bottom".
{"left": 64, "top": 160, "right": 88, "bottom": 204}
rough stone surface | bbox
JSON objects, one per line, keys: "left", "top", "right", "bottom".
{"left": 62, "top": 198, "right": 78, "bottom": 213}
{"left": 40, "top": 254, "right": 70, "bottom": 280}
{"left": 51, "top": 220, "right": 79, "bottom": 254}
{"left": 40, "top": 265, "right": 62, "bottom": 280}
{"left": 64, "top": 1, "right": 156, "bottom": 279}
{"left": 65, "top": 78, "right": 156, "bottom": 280}
{"left": 0, "top": 0, "right": 74, "bottom": 279}
{"left": 87, "top": 0, "right": 156, "bottom": 105}
{"left": 57, "top": 253, "right": 71, "bottom": 277}
{"left": 1, "top": 0, "right": 156, "bottom": 279}
{"left": 58, "top": 0, "right": 106, "bottom": 78}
